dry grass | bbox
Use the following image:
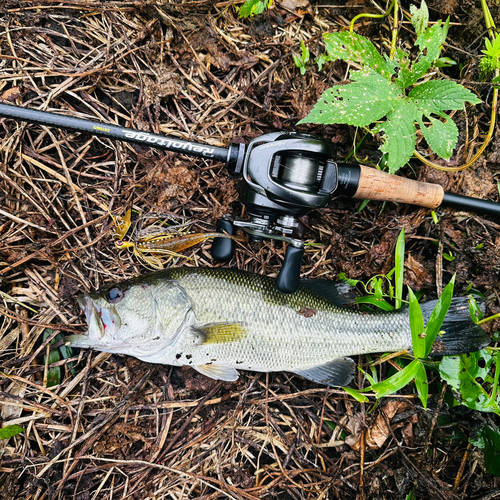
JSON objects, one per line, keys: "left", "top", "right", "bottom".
{"left": 1, "top": 1, "right": 499, "bottom": 499}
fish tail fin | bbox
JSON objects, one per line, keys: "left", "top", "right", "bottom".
{"left": 421, "top": 297, "right": 490, "bottom": 357}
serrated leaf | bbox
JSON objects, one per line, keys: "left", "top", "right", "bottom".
{"left": 299, "top": 71, "right": 400, "bottom": 127}
{"left": 410, "top": 0, "right": 429, "bottom": 37}
{"left": 410, "top": 80, "right": 481, "bottom": 113}
{"left": 379, "top": 100, "right": 419, "bottom": 174}
{"left": 322, "top": 32, "right": 395, "bottom": 79}
{"left": 418, "top": 114, "right": 458, "bottom": 160}
{"left": 401, "top": 21, "right": 446, "bottom": 86}
{"left": 393, "top": 48, "right": 414, "bottom": 90}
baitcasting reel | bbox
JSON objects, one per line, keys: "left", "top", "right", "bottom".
{"left": 1, "top": 103, "right": 499, "bottom": 293}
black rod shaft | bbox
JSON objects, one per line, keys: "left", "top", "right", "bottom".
{"left": 442, "top": 192, "right": 500, "bottom": 217}
{"left": 0, "top": 103, "right": 229, "bottom": 162}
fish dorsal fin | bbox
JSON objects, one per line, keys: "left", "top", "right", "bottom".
{"left": 300, "top": 280, "right": 357, "bottom": 307}
{"left": 194, "top": 322, "right": 247, "bottom": 344}
{"left": 292, "top": 357, "right": 355, "bottom": 386}
{"left": 194, "top": 364, "right": 239, "bottom": 382}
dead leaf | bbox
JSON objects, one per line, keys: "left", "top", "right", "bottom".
{"left": 345, "top": 400, "right": 414, "bottom": 451}
{"left": 1, "top": 87, "right": 22, "bottom": 102}
{"left": 143, "top": 69, "right": 181, "bottom": 107}
{"left": 404, "top": 254, "right": 433, "bottom": 289}
{"left": 278, "top": 0, "right": 313, "bottom": 15}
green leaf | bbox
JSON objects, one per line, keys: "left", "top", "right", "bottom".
{"left": 322, "top": 32, "right": 395, "bottom": 79}
{"left": 359, "top": 364, "right": 378, "bottom": 385}
{"left": 355, "top": 296, "right": 394, "bottom": 311}
{"left": 293, "top": 54, "right": 306, "bottom": 75}
{"left": 409, "top": 80, "right": 481, "bottom": 113}
{"left": 418, "top": 114, "right": 458, "bottom": 160}
{"left": 0, "top": 424, "right": 25, "bottom": 440}
{"left": 410, "top": 0, "right": 429, "bottom": 37}
{"left": 369, "top": 277, "right": 384, "bottom": 299}
{"left": 239, "top": 0, "right": 269, "bottom": 18}
{"left": 370, "top": 359, "right": 420, "bottom": 398}
{"left": 394, "top": 228, "right": 405, "bottom": 309}
{"left": 414, "top": 361, "right": 429, "bottom": 408}
{"left": 439, "top": 349, "right": 499, "bottom": 414}
{"left": 478, "top": 425, "right": 500, "bottom": 476}
{"left": 338, "top": 273, "right": 360, "bottom": 287}
{"left": 299, "top": 71, "right": 400, "bottom": 127}
{"left": 379, "top": 100, "right": 419, "bottom": 174}
{"left": 343, "top": 386, "right": 370, "bottom": 402}
{"left": 409, "top": 21, "right": 448, "bottom": 85}
{"left": 43, "top": 329, "right": 61, "bottom": 387}
{"left": 434, "top": 57, "right": 457, "bottom": 68}
{"left": 300, "top": 40, "right": 309, "bottom": 62}
{"left": 424, "top": 274, "right": 455, "bottom": 356}
{"left": 408, "top": 287, "right": 426, "bottom": 359}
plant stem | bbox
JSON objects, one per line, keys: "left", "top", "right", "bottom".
{"left": 480, "top": 0, "right": 497, "bottom": 39}
{"left": 390, "top": 0, "right": 399, "bottom": 60}
{"left": 477, "top": 312, "right": 500, "bottom": 326}
{"left": 350, "top": 0, "right": 395, "bottom": 34}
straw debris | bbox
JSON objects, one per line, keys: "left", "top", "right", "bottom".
{"left": 0, "top": 1, "right": 499, "bottom": 499}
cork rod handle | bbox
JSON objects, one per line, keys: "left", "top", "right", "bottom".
{"left": 353, "top": 165, "right": 445, "bottom": 209}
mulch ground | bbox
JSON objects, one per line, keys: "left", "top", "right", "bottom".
{"left": 1, "top": 1, "right": 500, "bottom": 499}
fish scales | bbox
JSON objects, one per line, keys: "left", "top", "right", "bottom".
{"left": 67, "top": 267, "right": 490, "bottom": 386}
{"left": 164, "top": 268, "right": 410, "bottom": 369}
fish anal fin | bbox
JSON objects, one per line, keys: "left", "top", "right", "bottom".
{"left": 196, "top": 322, "right": 247, "bottom": 344}
{"left": 194, "top": 364, "right": 239, "bottom": 382}
{"left": 293, "top": 357, "right": 355, "bottom": 386}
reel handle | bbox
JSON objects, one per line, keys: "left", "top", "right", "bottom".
{"left": 211, "top": 219, "right": 235, "bottom": 262}
{"left": 276, "top": 245, "right": 305, "bottom": 294}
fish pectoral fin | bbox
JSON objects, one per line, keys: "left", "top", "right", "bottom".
{"left": 64, "top": 334, "right": 90, "bottom": 348}
{"left": 292, "top": 357, "right": 355, "bottom": 386}
{"left": 194, "top": 364, "right": 239, "bottom": 382}
{"left": 194, "top": 322, "right": 247, "bottom": 344}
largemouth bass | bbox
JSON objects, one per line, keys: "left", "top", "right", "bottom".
{"left": 67, "top": 267, "right": 489, "bottom": 386}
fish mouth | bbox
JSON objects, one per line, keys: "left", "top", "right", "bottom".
{"left": 66, "top": 294, "right": 121, "bottom": 348}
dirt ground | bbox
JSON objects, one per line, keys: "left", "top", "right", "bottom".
{"left": 1, "top": 1, "right": 500, "bottom": 499}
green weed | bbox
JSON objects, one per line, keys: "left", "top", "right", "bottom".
{"left": 239, "top": 0, "right": 272, "bottom": 19}
{"left": 298, "top": 0, "right": 481, "bottom": 174}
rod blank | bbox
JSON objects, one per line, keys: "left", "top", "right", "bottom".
{"left": 0, "top": 103, "right": 229, "bottom": 162}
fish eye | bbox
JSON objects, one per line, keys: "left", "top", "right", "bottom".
{"left": 106, "top": 287, "right": 123, "bottom": 303}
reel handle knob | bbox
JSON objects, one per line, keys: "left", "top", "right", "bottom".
{"left": 211, "top": 219, "right": 235, "bottom": 262}
{"left": 275, "top": 245, "right": 305, "bottom": 294}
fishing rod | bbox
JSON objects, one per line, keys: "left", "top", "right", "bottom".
{"left": 1, "top": 102, "right": 499, "bottom": 293}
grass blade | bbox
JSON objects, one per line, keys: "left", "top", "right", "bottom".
{"left": 408, "top": 287, "right": 425, "bottom": 359}
{"left": 395, "top": 227, "right": 405, "bottom": 309}
{"left": 370, "top": 359, "right": 420, "bottom": 398}
{"left": 423, "top": 274, "right": 455, "bottom": 357}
